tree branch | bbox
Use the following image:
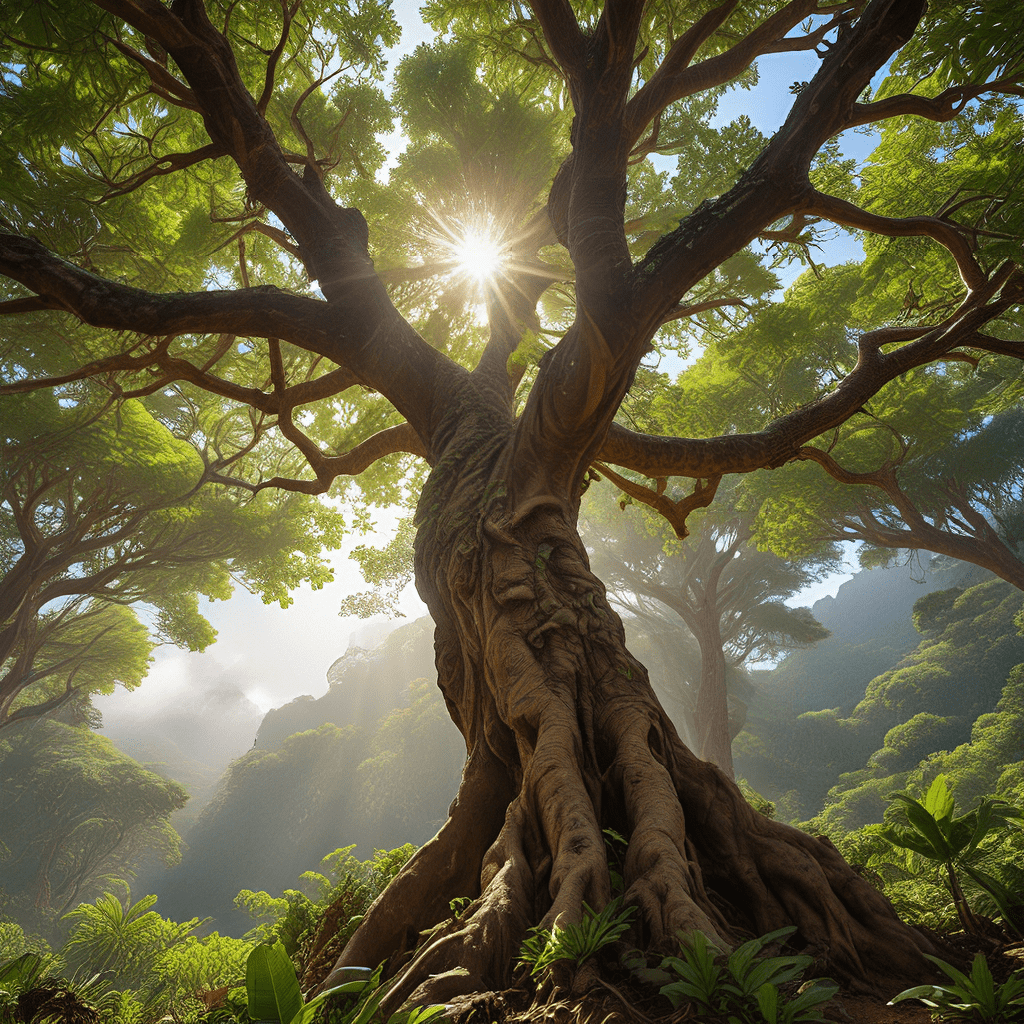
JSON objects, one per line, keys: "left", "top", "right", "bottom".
{"left": 798, "top": 446, "right": 1024, "bottom": 590}
{"left": 847, "top": 78, "right": 1024, "bottom": 130}
{"left": 594, "top": 463, "right": 721, "bottom": 539}
{"left": 218, "top": 421, "right": 429, "bottom": 495}
{"left": 598, "top": 264, "right": 1023, "bottom": 479}
{"left": 0, "top": 231, "right": 451, "bottom": 441}
{"left": 802, "top": 189, "right": 987, "bottom": 291}
{"left": 624, "top": 1, "right": 861, "bottom": 153}
{"left": 524, "top": 0, "right": 586, "bottom": 77}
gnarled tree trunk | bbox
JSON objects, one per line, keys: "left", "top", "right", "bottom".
{"left": 332, "top": 393, "right": 936, "bottom": 1011}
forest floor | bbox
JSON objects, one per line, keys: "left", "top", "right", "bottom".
{"left": 438, "top": 933, "right": 1024, "bottom": 1024}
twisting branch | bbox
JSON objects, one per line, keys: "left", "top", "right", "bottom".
{"left": 598, "top": 262, "right": 1024, "bottom": 480}
{"left": 795, "top": 445, "right": 1024, "bottom": 590}
{"left": 847, "top": 77, "right": 1024, "bottom": 130}
{"left": 257, "top": 0, "right": 303, "bottom": 115}
{"left": 624, "top": 1, "right": 861, "bottom": 153}
{"left": 104, "top": 33, "right": 200, "bottom": 110}
{"left": 802, "top": 189, "right": 988, "bottom": 291}
{"left": 632, "top": 0, "right": 925, "bottom": 334}
{"left": 213, "top": 422, "right": 430, "bottom": 495}
{"left": 594, "top": 462, "right": 722, "bottom": 539}
{"left": 92, "top": 143, "right": 226, "bottom": 202}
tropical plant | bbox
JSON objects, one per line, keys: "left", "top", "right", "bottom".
{"left": 0, "top": 950, "right": 119, "bottom": 1024}
{"left": 646, "top": 926, "right": 838, "bottom": 1024}
{"left": 877, "top": 775, "right": 1023, "bottom": 937}
{"left": 244, "top": 942, "right": 444, "bottom": 1024}
{"left": 889, "top": 953, "right": 1024, "bottom": 1023}
{"left": 237, "top": 844, "right": 415, "bottom": 955}
{"left": 518, "top": 899, "right": 635, "bottom": 977}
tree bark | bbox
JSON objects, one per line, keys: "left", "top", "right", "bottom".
{"left": 329, "top": 387, "right": 936, "bottom": 1011}
{"left": 691, "top": 600, "right": 735, "bottom": 779}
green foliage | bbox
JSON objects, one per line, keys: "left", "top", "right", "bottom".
{"left": 875, "top": 775, "right": 1023, "bottom": 937}
{"left": 793, "top": 578, "right": 1024, "bottom": 832}
{"left": 237, "top": 844, "right": 415, "bottom": 962}
{"left": 62, "top": 892, "right": 205, "bottom": 989}
{"left": 244, "top": 942, "right": 444, "bottom": 1024}
{"left": 0, "top": 384, "right": 350, "bottom": 729}
{"left": 518, "top": 899, "right": 635, "bottom": 977}
{"left": 0, "top": 921, "right": 50, "bottom": 960}
{"left": 356, "top": 680, "right": 466, "bottom": 847}
{"left": 890, "top": 953, "right": 1024, "bottom": 1023}
{"left": 0, "top": 949, "right": 121, "bottom": 1024}
{"left": 644, "top": 927, "right": 838, "bottom": 1023}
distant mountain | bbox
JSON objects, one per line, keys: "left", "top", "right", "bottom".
{"left": 760, "top": 558, "right": 990, "bottom": 715}
{"left": 101, "top": 681, "right": 264, "bottom": 836}
{"left": 144, "top": 616, "right": 463, "bottom": 934}
{"left": 254, "top": 617, "right": 436, "bottom": 750}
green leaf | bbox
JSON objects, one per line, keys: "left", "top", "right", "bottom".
{"left": 245, "top": 942, "right": 303, "bottom": 1024}
{"left": 756, "top": 982, "right": 779, "bottom": 1024}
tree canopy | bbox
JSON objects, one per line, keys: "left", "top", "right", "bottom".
{"left": 0, "top": 371, "right": 348, "bottom": 730}
{"left": 2, "top": 0, "right": 1023, "bottom": 1009}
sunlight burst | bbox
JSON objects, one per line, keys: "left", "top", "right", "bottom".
{"left": 450, "top": 225, "right": 506, "bottom": 285}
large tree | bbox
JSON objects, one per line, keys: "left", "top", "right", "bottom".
{"left": 1, "top": 0, "right": 1023, "bottom": 1008}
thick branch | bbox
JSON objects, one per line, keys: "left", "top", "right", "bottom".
{"left": 230, "top": 422, "right": 429, "bottom": 495}
{"left": 105, "top": 33, "right": 200, "bottom": 110}
{"left": 634, "top": 0, "right": 926, "bottom": 319}
{"left": 625, "top": 0, "right": 841, "bottom": 151}
{"left": 525, "top": 0, "right": 587, "bottom": 77}
{"left": 0, "top": 232, "right": 451, "bottom": 441}
{"left": 847, "top": 78, "right": 1024, "bottom": 130}
{"left": 598, "top": 267, "right": 1022, "bottom": 479}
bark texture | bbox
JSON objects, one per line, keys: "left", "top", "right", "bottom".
{"left": 333, "top": 383, "right": 937, "bottom": 1011}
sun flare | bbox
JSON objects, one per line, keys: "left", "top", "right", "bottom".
{"left": 450, "top": 226, "right": 505, "bottom": 284}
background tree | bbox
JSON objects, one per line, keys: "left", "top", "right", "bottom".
{"left": 584, "top": 491, "right": 830, "bottom": 776}
{"left": 1, "top": 0, "right": 1023, "bottom": 1006}
{"left": 0, "top": 384, "right": 347, "bottom": 729}
{"left": 0, "top": 719, "right": 187, "bottom": 936}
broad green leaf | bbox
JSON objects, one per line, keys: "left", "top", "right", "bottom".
{"left": 245, "top": 942, "right": 303, "bottom": 1024}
